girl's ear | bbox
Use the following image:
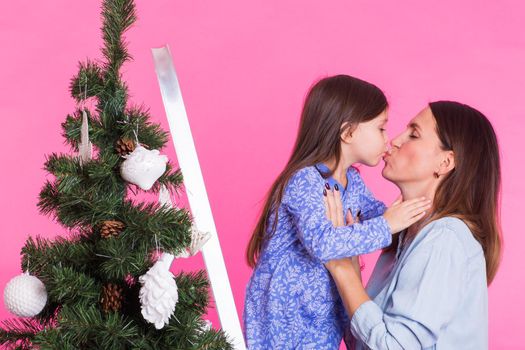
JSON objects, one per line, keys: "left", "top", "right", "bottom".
{"left": 340, "top": 122, "right": 354, "bottom": 143}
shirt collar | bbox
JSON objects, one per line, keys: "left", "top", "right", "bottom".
{"left": 314, "top": 162, "right": 352, "bottom": 192}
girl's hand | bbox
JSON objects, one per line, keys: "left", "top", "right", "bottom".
{"left": 323, "top": 185, "right": 362, "bottom": 276}
{"left": 383, "top": 196, "right": 432, "bottom": 234}
{"left": 323, "top": 185, "right": 352, "bottom": 227}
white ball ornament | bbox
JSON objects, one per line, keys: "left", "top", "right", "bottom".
{"left": 120, "top": 145, "right": 168, "bottom": 190}
{"left": 4, "top": 272, "right": 47, "bottom": 317}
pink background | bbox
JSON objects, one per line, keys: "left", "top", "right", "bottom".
{"left": 1, "top": 1, "right": 523, "bottom": 348}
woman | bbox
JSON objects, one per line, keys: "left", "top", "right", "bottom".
{"left": 324, "top": 101, "right": 501, "bottom": 349}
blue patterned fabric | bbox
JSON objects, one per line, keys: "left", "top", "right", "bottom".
{"left": 243, "top": 164, "right": 392, "bottom": 349}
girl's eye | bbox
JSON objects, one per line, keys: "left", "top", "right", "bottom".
{"left": 380, "top": 128, "right": 386, "bottom": 132}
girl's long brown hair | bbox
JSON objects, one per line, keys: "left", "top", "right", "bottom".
{"left": 390, "top": 101, "right": 502, "bottom": 285}
{"left": 246, "top": 75, "right": 388, "bottom": 268}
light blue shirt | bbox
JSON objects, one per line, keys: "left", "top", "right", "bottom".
{"left": 244, "top": 164, "right": 391, "bottom": 349}
{"left": 349, "top": 217, "right": 488, "bottom": 350}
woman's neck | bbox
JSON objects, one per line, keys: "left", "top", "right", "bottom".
{"left": 398, "top": 180, "right": 438, "bottom": 237}
{"left": 398, "top": 179, "right": 437, "bottom": 202}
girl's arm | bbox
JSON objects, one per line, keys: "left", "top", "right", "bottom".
{"left": 351, "top": 168, "right": 387, "bottom": 221}
{"left": 282, "top": 168, "right": 392, "bottom": 263}
{"left": 283, "top": 167, "right": 429, "bottom": 263}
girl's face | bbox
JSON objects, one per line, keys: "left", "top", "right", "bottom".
{"left": 346, "top": 110, "right": 389, "bottom": 166}
{"left": 382, "top": 107, "right": 445, "bottom": 184}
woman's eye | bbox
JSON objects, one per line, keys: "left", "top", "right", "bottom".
{"left": 409, "top": 133, "right": 418, "bottom": 139}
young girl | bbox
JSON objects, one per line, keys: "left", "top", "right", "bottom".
{"left": 243, "top": 75, "right": 430, "bottom": 349}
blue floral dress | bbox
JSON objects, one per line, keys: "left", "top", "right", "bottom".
{"left": 243, "top": 163, "right": 392, "bottom": 349}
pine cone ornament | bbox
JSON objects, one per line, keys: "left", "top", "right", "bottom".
{"left": 100, "top": 283, "right": 123, "bottom": 313}
{"left": 139, "top": 253, "right": 178, "bottom": 329}
{"left": 115, "top": 138, "right": 136, "bottom": 157}
{"left": 100, "top": 220, "right": 125, "bottom": 239}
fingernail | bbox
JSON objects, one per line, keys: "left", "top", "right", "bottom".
{"left": 323, "top": 189, "right": 327, "bottom": 196}
{"left": 334, "top": 184, "right": 339, "bottom": 191}
{"left": 325, "top": 183, "right": 330, "bottom": 190}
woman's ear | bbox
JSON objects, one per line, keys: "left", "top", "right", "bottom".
{"left": 438, "top": 150, "right": 455, "bottom": 176}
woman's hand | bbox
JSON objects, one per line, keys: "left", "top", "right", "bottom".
{"left": 383, "top": 196, "right": 432, "bottom": 234}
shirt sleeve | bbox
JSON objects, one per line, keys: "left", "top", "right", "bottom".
{"left": 350, "top": 226, "right": 468, "bottom": 349}
{"left": 281, "top": 167, "right": 392, "bottom": 263}
{"left": 353, "top": 170, "right": 387, "bottom": 221}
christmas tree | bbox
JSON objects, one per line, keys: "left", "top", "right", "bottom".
{"left": 0, "top": 0, "right": 233, "bottom": 349}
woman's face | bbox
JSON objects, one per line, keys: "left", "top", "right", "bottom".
{"left": 382, "top": 107, "right": 445, "bottom": 184}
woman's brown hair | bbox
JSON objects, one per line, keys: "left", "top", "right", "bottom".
{"left": 390, "top": 101, "right": 502, "bottom": 285}
{"left": 431, "top": 101, "right": 502, "bottom": 285}
{"left": 246, "top": 74, "right": 388, "bottom": 267}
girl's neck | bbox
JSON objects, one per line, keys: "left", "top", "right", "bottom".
{"left": 324, "top": 157, "right": 355, "bottom": 186}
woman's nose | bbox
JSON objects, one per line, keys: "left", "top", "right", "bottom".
{"left": 390, "top": 135, "right": 402, "bottom": 149}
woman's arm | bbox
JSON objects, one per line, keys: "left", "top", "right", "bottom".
{"left": 326, "top": 257, "right": 368, "bottom": 316}
{"left": 325, "top": 223, "right": 468, "bottom": 349}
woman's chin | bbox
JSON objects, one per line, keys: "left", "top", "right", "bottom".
{"left": 381, "top": 165, "right": 394, "bottom": 181}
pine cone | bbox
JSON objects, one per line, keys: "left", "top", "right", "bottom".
{"left": 100, "top": 220, "right": 125, "bottom": 239}
{"left": 100, "top": 283, "right": 123, "bottom": 313}
{"left": 115, "top": 138, "right": 135, "bottom": 156}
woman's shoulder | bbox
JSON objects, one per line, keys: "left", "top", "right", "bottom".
{"left": 416, "top": 217, "right": 483, "bottom": 259}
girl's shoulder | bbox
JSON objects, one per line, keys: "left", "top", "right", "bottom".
{"left": 282, "top": 166, "right": 325, "bottom": 202}
{"left": 288, "top": 165, "right": 324, "bottom": 184}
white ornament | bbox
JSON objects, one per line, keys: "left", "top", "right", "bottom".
{"left": 120, "top": 145, "right": 168, "bottom": 190}
{"left": 158, "top": 185, "right": 211, "bottom": 258}
{"left": 78, "top": 109, "right": 93, "bottom": 165}
{"left": 139, "top": 253, "right": 178, "bottom": 329}
{"left": 199, "top": 319, "right": 213, "bottom": 333}
{"left": 175, "top": 225, "right": 211, "bottom": 258}
{"left": 4, "top": 272, "right": 47, "bottom": 317}
{"left": 158, "top": 184, "right": 173, "bottom": 208}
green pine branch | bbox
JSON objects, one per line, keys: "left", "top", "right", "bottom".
{"left": 1, "top": 0, "right": 235, "bottom": 348}
{"left": 69, "top": 60, "right": 105, "bottom": 102}
{"left": 0, "top": 318, "right": 44, "bottom": 350}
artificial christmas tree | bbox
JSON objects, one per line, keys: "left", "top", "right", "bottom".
{"left": 0, "top": 0, "right": 232, "bottom": 348}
